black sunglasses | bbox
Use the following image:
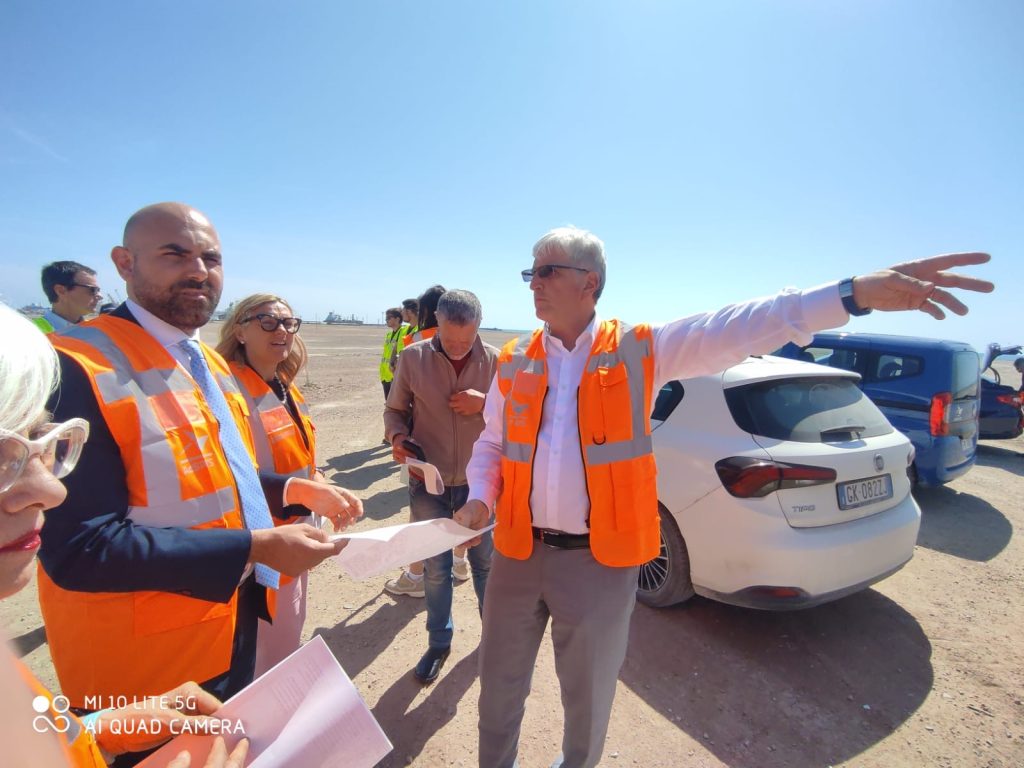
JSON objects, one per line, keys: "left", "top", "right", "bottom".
{"left": 70, "top": 283, "right": 102, "bottom": 296}
{"left": 240, "top": 314, "right": 302, "bottom": 333}
{"left": 520, "top": 264, "right": 591, "bottom": 282}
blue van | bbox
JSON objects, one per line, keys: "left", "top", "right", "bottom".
{"left": 774, "top": 332, "right": 980, "bottom": 486}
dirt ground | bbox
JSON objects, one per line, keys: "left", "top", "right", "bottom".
{"left": 6, "top": 323, "right": 1023, "bottom": 767}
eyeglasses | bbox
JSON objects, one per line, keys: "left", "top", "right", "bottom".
{"left": 520, "top": 264, "right": 591, "bottom": 282}
{"left": 239, "top": 314, "right": 302, "bottom": 333}
{"left": 0, "top": 419, "right": 90, "bottom": 494}
{"left": 70, "top": 283, "right": 102, "bottom": 296}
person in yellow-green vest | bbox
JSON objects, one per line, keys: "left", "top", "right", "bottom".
{"left": 31, "top": 261, "right": 102, "bottom": 334}
{"left": 399, "top": 297, "right": 419, "bottom": 350}
{"left": 380, "top": 307, "right": 405, "bottom": 399}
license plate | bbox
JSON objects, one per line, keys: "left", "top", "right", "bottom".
{"left": 837, "top": 474, "right": 893, "bottom": 510}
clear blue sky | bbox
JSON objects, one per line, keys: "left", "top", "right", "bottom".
{"left": 2, "top": 1, "right": 1020, "bottom": 351}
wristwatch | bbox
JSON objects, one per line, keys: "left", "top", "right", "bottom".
{"left": 839, "top": 278, "right": 872, "bottom": 317}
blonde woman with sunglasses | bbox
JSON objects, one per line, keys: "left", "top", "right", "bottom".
{"left": 217, "top": 294, "right": 361, "bottom": 675}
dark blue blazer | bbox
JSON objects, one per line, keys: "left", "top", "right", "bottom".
{"left": 38, "top": 304, "right": 293, "bottom": 701}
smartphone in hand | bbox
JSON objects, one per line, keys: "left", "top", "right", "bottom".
{"left": 402, "top": 439, "right": 426, "bottom": 462}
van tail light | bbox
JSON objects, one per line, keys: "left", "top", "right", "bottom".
{"left": 715, "top": 457, "right": 837, "bottom": 498}
{"left": 929, "top": 392, "right": 952, "bottom": 436}
{"left": 996, "top": 393, "right": 1024, "bottom": 407}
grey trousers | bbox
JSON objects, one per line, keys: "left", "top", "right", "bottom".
{"left": 477, "top": 546, "right": 639, "bottom": 768}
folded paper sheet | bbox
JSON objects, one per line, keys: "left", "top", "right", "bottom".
{"left": 328, "top": 518, "right": 496, "bottom": 580}
{"left": 138, "top": 636, "right": 392, "bottom": 768}
{"left": 399, "top": 458, "right": 445, "bottom": 494}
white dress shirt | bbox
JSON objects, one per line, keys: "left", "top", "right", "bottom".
{"left": 466, "top": 281, "right": 849, "bottom": 534}
{"left": 125, "top": 298, "right": 201, "bottom": 365}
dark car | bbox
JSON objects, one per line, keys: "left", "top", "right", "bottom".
{"left": 979, "top": 344, "right": 1023, "bottom": 440}
{"left": 774, "top": 333, "right": 980, "bottom": 487}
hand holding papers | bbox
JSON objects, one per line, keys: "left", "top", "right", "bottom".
{"left": 324, "top": 518, "right": 496, "bottom": 580}
{"left": 139, "top": 636, "right": 392, "bottom": 768}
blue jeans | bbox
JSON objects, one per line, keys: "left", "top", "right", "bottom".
{"left": 408, "top": 477, "right": 493, "bottom": 650}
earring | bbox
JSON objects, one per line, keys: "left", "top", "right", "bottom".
{"left": 239, "top": 339, "right": 246, "bottom": 345}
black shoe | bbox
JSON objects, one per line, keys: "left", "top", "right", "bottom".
{"left": 413, "top": 646, "right": 451, "bottom": 684}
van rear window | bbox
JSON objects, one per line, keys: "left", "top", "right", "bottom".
{"left": 725, "top": 377, "right": 893, "bottom": 443}
{"left": 951, "top": 351, "right": 980, "bottom": 400}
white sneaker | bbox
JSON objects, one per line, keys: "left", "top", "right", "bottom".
{"left": 452, "top": 557, "right": 470, "bottom": 582}
{"left": 384, "top": 571, "right": 425, "bottom": 598}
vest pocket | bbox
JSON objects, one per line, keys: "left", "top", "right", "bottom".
{"left": 595, "top": 364, "right": 633, "bottom": 443}
{"left": 608, "top": 458, "right": 659, "bottom": 532}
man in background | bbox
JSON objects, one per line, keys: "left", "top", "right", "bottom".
{"left": 380, "top": 306, "right": 405, "bottom": 399}
{"left": 33, "top": 260, "right": 102, "bottom": 332}
{"left": 384, "top": 289, "right": 497, "bottom": 683}
{"left": 400, "top": 297, "right": 419, "bottom": 345}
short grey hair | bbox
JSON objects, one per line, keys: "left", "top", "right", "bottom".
{"left": 436, "top": 289, "right": 482, "bottom": 326}
{"left": 0, "top": 304, "right": 59, "bottom": 433}
{"left": 532, "top": 226, "right": 607, "bottom": 300}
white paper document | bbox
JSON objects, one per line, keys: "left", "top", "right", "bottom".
{"left": 399, "top": 458, "right": 445, "bottom": 494}
{"left": 138, "top": 636, "right": 391, "bottom": 768}
{"left": 328, "top": 518, "right": 496, "bottom": 580}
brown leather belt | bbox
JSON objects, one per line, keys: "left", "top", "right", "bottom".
{"left": 532, "top": 527, "right": 590, "bottom": 550}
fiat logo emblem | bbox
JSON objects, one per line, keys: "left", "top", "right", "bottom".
{"left": 874, "top": 454, "right": 885, "bottom": 472}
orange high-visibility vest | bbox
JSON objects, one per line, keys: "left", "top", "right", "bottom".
{"left": 38, "top": 315, "right": 253, "bottom": 707}
{"left": 229, "top": 362, "right": 317, "bottom": 492}
{"left": 494, "top": 319, "right": 659, "bottom": 567}
{"left": 17, "top": 662, "right": 106, "bottom": 767}
{"left": 403, "top": 326, "right": 436, "bottom": 348}
{"left": 229, "top": 362, "right": 317, "bottom": 617}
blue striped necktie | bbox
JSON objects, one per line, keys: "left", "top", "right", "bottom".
{"left": 180, "top": 339, "right": 280, "bottom": 589}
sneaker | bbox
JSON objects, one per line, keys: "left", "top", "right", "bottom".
{"left": 452, "top": 557, "right": 470, "bottom": 582}
{"left": 384, "top": 571, "right": 425, "bottom": 598}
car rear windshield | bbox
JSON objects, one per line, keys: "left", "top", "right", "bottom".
{"left": 952, "top": 351, "right": 980, "bottom": 400}
{"left": 724, "top": 376, "right": 893, "bottom": 443}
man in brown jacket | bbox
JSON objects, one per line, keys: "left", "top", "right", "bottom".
{"left": 384, "top": 288, "right": 499, "bottom": 683}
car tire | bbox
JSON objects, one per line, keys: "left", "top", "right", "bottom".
{"left": 636, "top": 507, "right": 695, "bottom": 608}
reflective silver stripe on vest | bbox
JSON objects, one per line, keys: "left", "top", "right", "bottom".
{"left": 584, "top": 324, "right": 654, "bottom": 467}
{"left": 128, "top": 486, "right": 238, "bottom": 527}
{"left": 499, "top": 354, "right": 545, "bottom": 382}
{"left": 215, "top": 371, "right": 243, "bottom": 397}
{"left": 63, "top": 326, "right": 234, "bottom": 525}
{"left": 504, "top": 440, "right": 533, "bottom": 463}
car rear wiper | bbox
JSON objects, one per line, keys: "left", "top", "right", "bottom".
{"left": 820, "top": 424, "right": 866, "bottom": 438}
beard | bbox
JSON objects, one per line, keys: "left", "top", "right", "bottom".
{"left": 133, "top": 277, "right": 222, "bottom": 331}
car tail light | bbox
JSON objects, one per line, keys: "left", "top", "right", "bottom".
{"left": 929, "top": 392, "right": 952, "bottom": 436}
{"left": 715, "top": 457, "right": 837, "bottom": 498}
{"left": 996, "top": 392, "right": 1024, "bottom": 407}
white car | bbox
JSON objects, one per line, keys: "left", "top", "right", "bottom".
{"left": 638, "top": 355, "right": 921, "bottom": 610}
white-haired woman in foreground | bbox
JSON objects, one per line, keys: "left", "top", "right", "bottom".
{"left": 0, "top": 304, "right": 248, "bottom": 767}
